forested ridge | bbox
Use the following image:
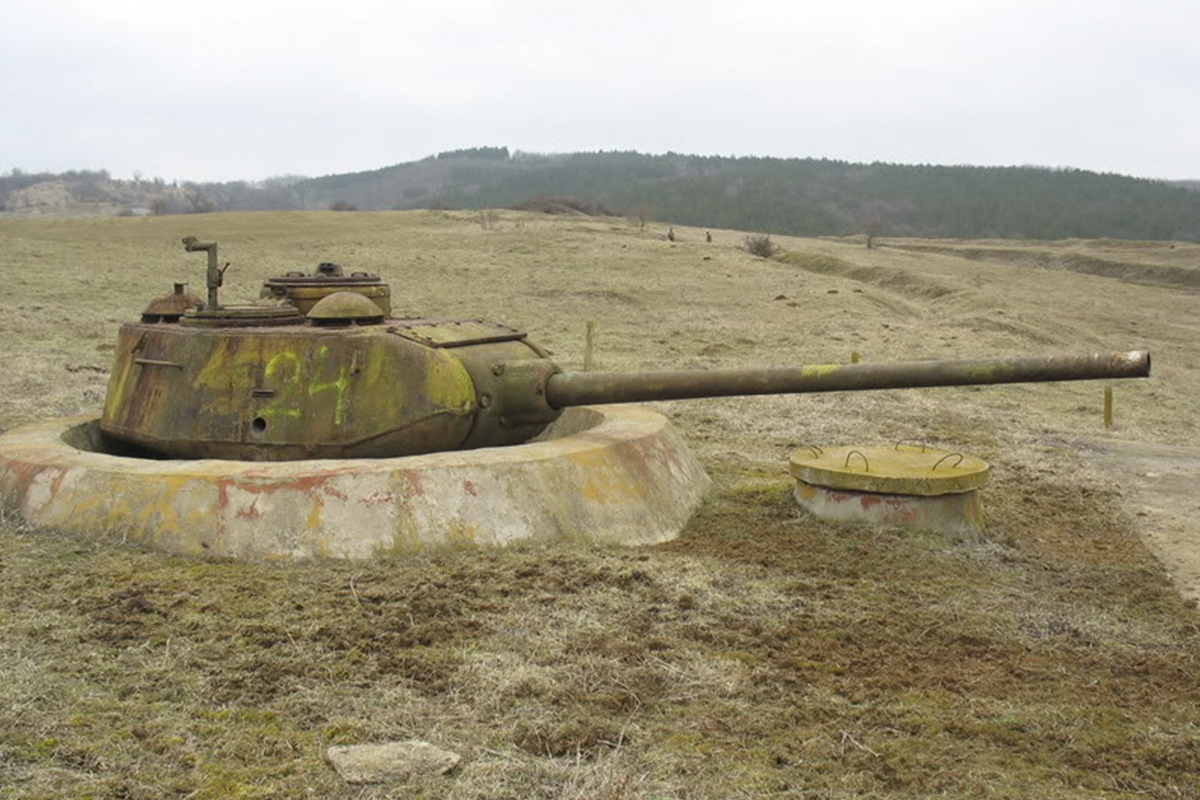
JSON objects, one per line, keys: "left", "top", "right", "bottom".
{"left": 5, "top": 148, "right": 1200, "bottom": 241}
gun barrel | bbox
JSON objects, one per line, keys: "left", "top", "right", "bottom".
{"left": 545, "top": 351, "right": 1150, "bottom": 408}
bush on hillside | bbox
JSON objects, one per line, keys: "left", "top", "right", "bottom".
{"left": 509, "top": 195, "right": 618, "bottom": 217}
{"left": 742, "top": 234, "right": 776, "bottom": 258}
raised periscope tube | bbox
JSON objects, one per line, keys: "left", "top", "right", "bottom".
{"left": 544, "top": 351, "right": 1151, "bottom": 408}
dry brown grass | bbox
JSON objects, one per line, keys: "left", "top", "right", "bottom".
{"left": 0, "top": 211, "right": 1198, "bottom": 798}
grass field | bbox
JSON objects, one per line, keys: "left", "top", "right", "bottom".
{"left": 1, "top": 211, "right": 1198, "bottom": 798}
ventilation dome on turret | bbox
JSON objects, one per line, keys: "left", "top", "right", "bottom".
{"left": 307, "top": 291, "right": 387, "bottom": 326}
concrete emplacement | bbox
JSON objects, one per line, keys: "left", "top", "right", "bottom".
{"left": 789, "top": 444, "right": 990, "bottom": 533}
{"left": 0, "top": 406, "right": 711, "bottom": 560}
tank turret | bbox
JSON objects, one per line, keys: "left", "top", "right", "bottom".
{"left": 98, "top": 239, "right": 1151, "bottom": 461}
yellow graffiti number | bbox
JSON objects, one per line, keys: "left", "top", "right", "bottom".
{"left": 261, "top": 351, "right": 302, "bottom": 419}
{"left": 309, "top": 346, "right": 351, "bottom": 425}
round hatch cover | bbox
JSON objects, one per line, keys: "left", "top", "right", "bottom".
{"left": 181, "top": 305, "right": 305, "bottom": 328}
{"left": 789, "top": 444, "right": 989, "bottom": 496}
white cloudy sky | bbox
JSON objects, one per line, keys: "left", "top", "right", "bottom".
{"left": 1, "top": 0, "right": 1195, "bottom": 182}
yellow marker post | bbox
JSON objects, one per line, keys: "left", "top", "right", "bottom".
{"left": 850, "top": 351, "right": 862, "bottom": 364}
{"left": 1104, "top": 385, "right": 1113, "bottom": 429}
{"left": 584, "top": 321, "right": 596, "bottom": 371}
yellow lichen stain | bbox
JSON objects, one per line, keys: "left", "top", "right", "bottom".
{"left": 191, "top": 337, "right": 276, "bottom": 416}
{"left": 102, "top": 348, "right": 136, "bottom": 420}
{"left": 965, "top": 364, "right": 1007, "bottom": 382}
{"left": 962, "top": 491, "right": 985, "bottom": 527}
{"left": 445, "top": 519, "right": 479, "bottom": 547}
{"left": 364, "top": 341, "right": 390, "bottom": 386}
{"left": 312, "top": 534, "right": 334, "bottom": 558}
{"left": 191, "top": 338, "right": 235, "bottom": 396}
{"left": 800, "top": 364, "right": 840, "bottom": 379}
{"left": 422, "top": 351, "right": 476, "bottom": 413}
{"left": 305, "top": 501, "right": 323, "bottom": 530}
{"left": 571, "top": 447, "right": 644, "bottom": 504}
{"left": 131, "top": 474, "right": 208, "bottom": 540}
{"left": 795, "top": 481, "right": 818, "bottom": 501}
{"left": 384, "top": 509, "right": 424, "bottom": 555}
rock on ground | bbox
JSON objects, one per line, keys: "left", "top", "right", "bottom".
{"left": 326, "top": 740, "right": 461, "bottom": 784}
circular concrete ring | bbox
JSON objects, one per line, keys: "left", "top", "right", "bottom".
{"left": 0, "top": 407, "right": 711, "bottom": 560}
{"left": 793, "top": 481, "right": 984, "bottom": 533}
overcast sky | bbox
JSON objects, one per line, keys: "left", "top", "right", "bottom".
{"left": 1, "top": 0, "right": 1195, "bottom": 182}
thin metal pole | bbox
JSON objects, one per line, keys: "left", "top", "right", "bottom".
{"left": 583, "top": 321, "right": 595, "bottom": 372}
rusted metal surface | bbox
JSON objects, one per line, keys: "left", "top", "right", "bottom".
{"left": 181, "top": 237, "right": 228, "bottom": 310}
{"left": 100, "top": 316, "right": 550, "bottom": 459}
{"left": 307, "top": 292, "right": 386, "bottom": 325}
{"left": 181, "top": 305, "right": 305, "bottom": 328}
{"left": 261, "top": 265, "right": 391, "bottom": 315}
{"left": 103, "top": 322, "right": 472, "bottom": 459}
{"left": 141, "top": 283, "right": 202, "bottom": 322}
{"left": 390, "top": 319, "right": 527, "bottom": 349}
{"left": 545, "top": 351, "right": 1151, "bottom": 408}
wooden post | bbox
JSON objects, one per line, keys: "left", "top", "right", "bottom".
{"left": 1104, "top": 385, "right": 1113, "bottom": 429}
{"left": 850, "top": 351, "right": 862, "bottom": 364}
{"left": 584, "top": 321, "right": 595, "bottom": 371}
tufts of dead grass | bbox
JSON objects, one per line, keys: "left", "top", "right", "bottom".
{"left": 1, "top": 467, "right": 1198, "bottom": 798}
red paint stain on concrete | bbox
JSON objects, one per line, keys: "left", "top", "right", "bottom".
{"left": 361, "top": 491, "right": 396, "bottom": 507}
{"left": 397, "top": 469, "right": 426, "bottom": 498}
{"left": 235, "top": 497, "right": 261, "bottom": 520}
{"left": 463, "top": 480, "right": 477, "bottom": 496}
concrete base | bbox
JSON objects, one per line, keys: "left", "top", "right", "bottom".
{"left": 0, "top": 407, "right": 711, "bottom": 560}
{"left": 793, "top": 480, "right": 983, "bottom": 533}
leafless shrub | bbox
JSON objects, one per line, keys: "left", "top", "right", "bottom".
{"left": 629, "top": 203, "right": 652, "bottom": 231}
{"left": 184, "top": 186, "right": 217, "bottom": 214}
{"left": 742, "top": 234, "right": 776, "bottom": 258}
{"left": 328, "top": 200, "right": 358, "bottom": 212}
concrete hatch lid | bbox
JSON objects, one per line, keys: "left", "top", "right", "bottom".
{"left": 789, "top": 444, "right": 989, "bottom": 497}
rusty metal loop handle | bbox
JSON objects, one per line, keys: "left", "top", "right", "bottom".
{"left": 894, "top": 438, "right": 927, "bottom": 452}
{"left": 931, "top": 453, "right": 965, "bottom": 470}
{"left": 798, "top": 444, "right": 824, "bottom": 458}
{"left": 844, "top": 450, "right": 870, "bottom": 471}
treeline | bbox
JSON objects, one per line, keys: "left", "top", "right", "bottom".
{"left": 0, "top": 168, "right": 112, "bottom": 201}
{"left": 299, "top": 151, "right": 1200, "bottom": 241}
{"left": 6, "top": 152, "right": 1200, "bottom": 242}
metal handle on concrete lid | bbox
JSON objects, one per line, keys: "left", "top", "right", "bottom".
{"left": 844, "top": 450, "right": 870, "bottom": 471}
{"left": 931, "top": 453, "right": 965, "bottom": 470}
{"left": 894, "top": 438, "right": 927, "bottom": 451}
{"left": 798, "top": 444, "right": 824, "bottom": 458}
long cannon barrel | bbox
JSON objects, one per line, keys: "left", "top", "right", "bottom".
{"left": 544, "top": 351, "right": 1151, "bottom": 408}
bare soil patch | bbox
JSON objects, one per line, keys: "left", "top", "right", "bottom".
{"left": 889, "top": 241, "right": 1200, "bottom": 293}
{"left": 1078, "top": 438, "right": 1200, "bottom": 602}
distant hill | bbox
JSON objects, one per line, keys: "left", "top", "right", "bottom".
{"left": 5, "top": 149, "right": 1200, "bottom": 242}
